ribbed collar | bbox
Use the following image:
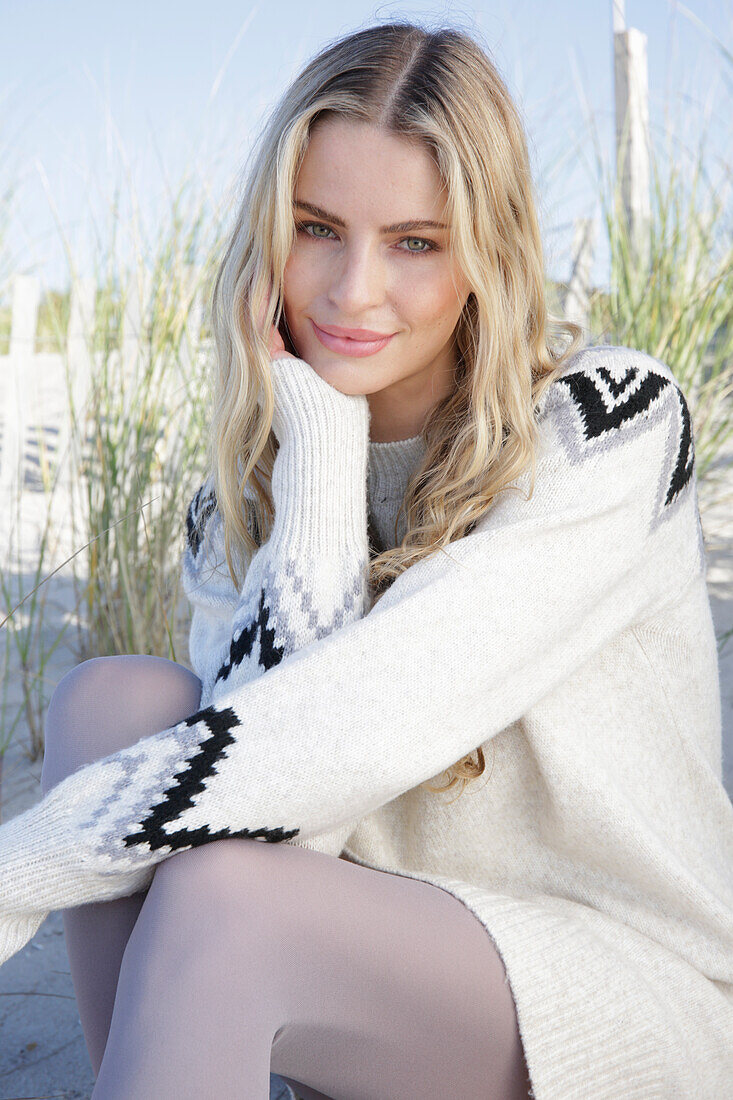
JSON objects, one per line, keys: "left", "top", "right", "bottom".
{"left": 367, "top": 433, "right": 427, "bottom": 503}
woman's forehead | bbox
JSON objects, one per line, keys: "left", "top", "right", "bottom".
{"left": 295, "top": 122, "right": 450, "bottom": 224}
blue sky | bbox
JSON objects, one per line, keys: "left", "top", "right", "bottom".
{"left": 0, "top": 0, "right": 729, "bottom": 293}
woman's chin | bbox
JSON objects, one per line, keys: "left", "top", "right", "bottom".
{"left": 305, "top": 356, "right": 370, "bottom": 396}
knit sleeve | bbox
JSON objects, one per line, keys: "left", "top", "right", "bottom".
{"left": 179, "top": 360, "right": 372, "bottom": 860}
{"left": 0, "top": 346, "right": 703, "bottom": 968}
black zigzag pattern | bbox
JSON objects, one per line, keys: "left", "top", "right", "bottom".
{"left": 121, "top": 704, "right": 300, "bottom": 853}
{"left": 186, "top": 482, "right": 217, "bottom": 558}
{"left": 213, "top": 586, "right": 285, "bottom": 688}
{"left": 186, "top": 481, "right": 263, "bottom": 559}
{"left": 558, "top": 359, "right": 694, "bottom": 510}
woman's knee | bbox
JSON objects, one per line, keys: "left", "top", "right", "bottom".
{"left": 42, "top": 655, "right": 202, "bottom": 793}
{"left": 151, "top": 837, "right": 265, "bottom": 899}
{"left": 149, "top": 837, "right": 291, "bottom": 939}
{"left": 137, "top": 839, "right": 284, "bottom": 975}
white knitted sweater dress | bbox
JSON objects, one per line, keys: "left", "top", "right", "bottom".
{"left": 0, "top": 344, "right": 731, "bottom": 1098}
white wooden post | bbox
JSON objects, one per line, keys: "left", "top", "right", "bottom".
{"left": 564, "top": 217, "right": 596, "bottom": 333}
{"left": 613, "top": 3, "right": 651, "bottom": 272}
{"left": 1, "top": 274, "right": 40, "bottom": 498}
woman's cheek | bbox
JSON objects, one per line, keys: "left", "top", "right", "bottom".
{"left": 404, "top": 281, "right": 453, "bottom": 328}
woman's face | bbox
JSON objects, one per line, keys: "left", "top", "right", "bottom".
{"left": 281, "top": 117, "right": 472, "bottom": 442}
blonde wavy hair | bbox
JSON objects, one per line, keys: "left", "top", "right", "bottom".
{"left": 204, "top": 19, "right": 584, "bottom": 799}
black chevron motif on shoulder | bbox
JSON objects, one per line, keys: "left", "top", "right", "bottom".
{"left": 549, "top": 350, "right": 695, "bottom": 525}
{"left": 120, "top": 704, "right": 300, "bottom": 852}
{"left": 185, "top": 481, "right": 217, "bottom": 558}
{"left": 560, "top": 363, "right": 667, "bottom": 433}
{"left": 212, "top": 587, "right": 285, "bottom": 688}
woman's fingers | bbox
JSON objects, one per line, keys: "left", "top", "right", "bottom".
{"left": 269, "top": 320, "right": 287, "bottom": 357}
{"left": 257, "top": 277, "right": 297, "bottom": 359}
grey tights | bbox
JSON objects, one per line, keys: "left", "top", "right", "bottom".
{"left": 41, "top": 655, "right": 533, "bottom": 1100}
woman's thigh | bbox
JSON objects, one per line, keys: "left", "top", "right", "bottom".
{"left": 149, "top": 838, "right": 533, "bottom": 1100}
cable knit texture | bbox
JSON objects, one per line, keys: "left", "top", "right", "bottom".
{"left": 0, "top": 346, "right": 732, "bottom": 1098}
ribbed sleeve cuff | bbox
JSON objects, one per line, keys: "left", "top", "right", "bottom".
{"left": 268, "top": 356, "right": 370, "bottom": 553}
{"left": 0, "top": 911, "right": 47, "bottom": 968}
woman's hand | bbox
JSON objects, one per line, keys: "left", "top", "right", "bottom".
{"left": 269, "top": 323, "right": 298, "bottom": 360}
{"left": 259, "top": 278, "right": 298, "bottom": 360}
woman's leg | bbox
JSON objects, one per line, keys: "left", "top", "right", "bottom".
{"left": 40, "top": 654, "right": 203, "bottom": 1078}
{"left": 92, "top": 837, "right": 533, "bottom": 1100}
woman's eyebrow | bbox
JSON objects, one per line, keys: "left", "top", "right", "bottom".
{"left": 293, "top": 200, "right": 448, "bottom": 233}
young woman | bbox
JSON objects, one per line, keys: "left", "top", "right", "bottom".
{"left": 2, "top": 20, "right": 732, "bottom": 1100}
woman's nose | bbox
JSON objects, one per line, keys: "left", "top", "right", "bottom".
{"left": 327, "top": 244, "right": 385, "bottom": 315}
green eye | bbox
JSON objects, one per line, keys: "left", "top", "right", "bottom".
{"left": 297, "top": 221, "right": 334, "bottom": 239}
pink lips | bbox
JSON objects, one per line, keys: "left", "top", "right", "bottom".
{"left": 310, "top": 319, "right": 395, "bottom": 357}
